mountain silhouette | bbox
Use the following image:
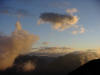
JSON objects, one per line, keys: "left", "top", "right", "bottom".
{"left": 69, "top": 59, "right": 100, "bottom": 75}
{"left": 0, "top": 50, "right": 100, "bottom": 75}
{"left": 46, "top": 50, "right": 100, "bottom": 74}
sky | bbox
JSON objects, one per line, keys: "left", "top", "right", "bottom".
{"left": 0, "top": 0, "right": 100, "bottom": 50}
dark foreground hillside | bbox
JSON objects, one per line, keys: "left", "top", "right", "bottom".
{"left": 0, "top": 54, "right": 67, "bottom": 75}
{"left": 69, "top": 59, "right": 100, "bottom": 75}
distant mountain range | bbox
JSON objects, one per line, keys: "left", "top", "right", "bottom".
{"left": 45, "top": 50, "right": 100, "bottom": 74}
{"left": 0, "top": 49, "right": 100, "bottom": 75}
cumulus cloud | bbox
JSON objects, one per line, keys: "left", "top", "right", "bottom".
{"left": 66, "top": 8, "right": 78, "bottom": 15}
{"left": 38, "top": 13, "right": 79, "bottom": 31}
{"left": 0, "top": 21, "right": 39, "bottom": 70}
{"left": 15, "top": 21, "right": 22, "bottom": 31}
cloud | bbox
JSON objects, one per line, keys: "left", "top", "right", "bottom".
{"left": 0, "top": 0, "right": 35, "bottom": 17}
{"left": 80, "top": 26, "right": 85, "bottom": 34}
{"left": 42, "top": 42, "right": 50, "bottom": 45}
{"left": 0, "top": 21, "right": 39, "bottom": 70}
{"left": 22, "top": 61, "right": 36, "bottom": 72}
{"left": 72, "top": 30, "right": 78, "bottom": 35}
{"left": 38, "top": 13, "right": 79, "bottom": 31}
{"left": 31, "top": 47, "right": 74, "bottom": 57}
{"left": 0, "top": 10, "right": 8, "bottom": 14}
{"left": 0, "top": 6, "right": 34, "bottom": 17}
{"left": 72, "top": 26, "right": 85, "bottom": 35}
{"left": 66, "top": 8, "right": 78, "bottom": 15}
{"left": 15, "top": 21, "right": 22, "bottom": 31}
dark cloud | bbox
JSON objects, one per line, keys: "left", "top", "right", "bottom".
{"left": 38, "top": 12, "right": 79, "bottom": 31}
{"left": 0, "top": 0, "right": 36, "bottom": 17}
{"left": 0, "top": 6, "right": 34, "bottom": 17}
